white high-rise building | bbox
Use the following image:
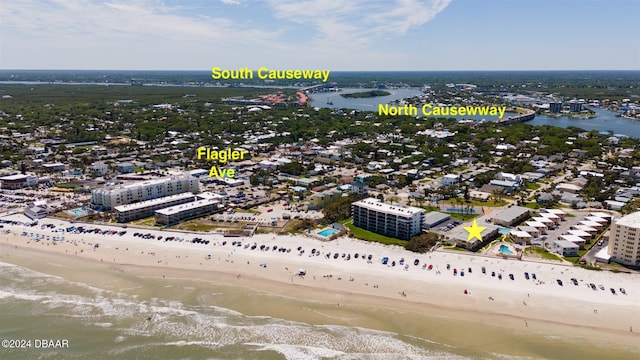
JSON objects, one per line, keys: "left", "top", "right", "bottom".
{"left": 351, "top": 198, "right": 425, "bottom": 240}
{"left": 608, "top": 212, "right": 640, "bottom": 266}
{"left": 91, "top": 173, "right": 199, "bottom": 209}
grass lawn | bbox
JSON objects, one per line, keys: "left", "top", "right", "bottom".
{"left": 340, "top": 218, "right": 353, "bottom": 225}
{"left": 175, "top": 224, "right": 219, "bottom": 232}
{"left": 526, "top": 247, "right": 564, "bottom": 262}
{"left": 52, "top": 211, "right": 76, "bottom": 220}
{"left": 568, "top": 249, "right": 588, "bottom": 264}
{"left": 462, "top": 199, "right": 508, "bottom": 207}
{"left": 444, "top": 246, "right": 470, "bottom": 252}
{"left": 172, "top": 218, "right": 244, "bottom": 232}
{"left": 448, "top": 212, "right": 480, "bottom": 221}
{"left": 345, "top": 223, "right": 407, "bottom": 247}
{"left": 525, "top": 182, "right": 541, "bottom": 190}
{"left": 280, "top": 219, "right": 304, "bottom": 234}
{"left": 130, "top": 216, "right": 157, "bottom": 226}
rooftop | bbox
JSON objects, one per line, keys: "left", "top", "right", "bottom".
{"left": 554, "top": 239, "right": 579, "bottom": 248}
{"left": 423, "top": 211, "right": 450, "bottom": 225}
{"left": 0, "top": 174, "right": 34, "bottom": 181}
{"left": 352, "top": 198, "right": 425, "bottom": 217}
{"left": 114, "top": 192, "right": 196, "bottom": 212}
{"left": 155, "top": 198, "right": 220, "bottom": 216}
{"left": 493, "top": 206, "right": 530, "bottom": 223}
{"left": 615, "top": 212, "right": 640, "bottom": 228}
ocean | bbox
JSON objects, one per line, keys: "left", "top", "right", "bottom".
{"left": 0, "top": 257, "right": 637, "bottom": 360}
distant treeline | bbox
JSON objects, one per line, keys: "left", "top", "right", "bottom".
{"left": 340, "top": 90, "right": 391, "bottom": 98}
{"left": 2, "top": 70, "right": 639, "bottom": 99}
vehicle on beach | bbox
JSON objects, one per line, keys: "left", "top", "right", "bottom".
{"left": 453, "top": 268, "right": 457, "bottom": 275}
{"left": 557, "top": 279, "right": 563, "bottom": 286}
{"left": 610, "top": 288, "right": 616, "bottom": 295}
{"left": 599, "top": 284, "right": 605, "bottom": 290}
{"left": 468, "top": 267, "right": 472, "bottom": 273}
{"left": 498, "top": 274, "right": 502, "bottom": 280}
{"left": 620, "top": 288, "right": 627, "bottom": 295}
{"left": 509, "top": 273, "right": 514, "bottom": 280}
{"left": 481, "top": 267, "right": 486, "bottom": 274}
{"left": 590, "top": 283, "right": 597, "bottom": 290}
{"left": 491, "top": 271, "right": 495, "bottom": 277}
{"left": 571, "top": 278, "right": 578, "bottom": 286}
{"left": 532, "top": 273, "right": 537, "bottom": 280}
{"left": 460, "top": 271, "right": 464, "bottom": 276}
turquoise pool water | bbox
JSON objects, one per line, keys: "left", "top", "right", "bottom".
{"left": 318, "top": 228, "right": 339, "bottom": 237}
{"left": 498, "top": 227, "right": 511, "bottom": 234}
{"left": 71, "top": 209, "right": 85, "bottom": 216}
{"left": 499, "top": 245, "right": 514, "bottom": 255}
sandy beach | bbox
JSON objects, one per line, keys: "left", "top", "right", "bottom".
{"left": 1, "top": 214, "right": 639, "bottom": 358}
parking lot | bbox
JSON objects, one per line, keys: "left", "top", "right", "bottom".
{"left": 434, "top": 219, "right": 463, "bottom": 233}
{"left": 541, "top": 212, "right": 609, "bottom": 251}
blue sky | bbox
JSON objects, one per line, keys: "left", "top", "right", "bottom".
{"left": 1, "top": 0, "right": 638, "bottom": 70}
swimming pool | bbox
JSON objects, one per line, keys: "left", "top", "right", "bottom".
{"left": 498, "top": 227, "right": 511, "bottom": 234}
{"left": 499, "top": 245, "right": 514, "bottom": 255}
{"left": 317, "top": 228, "right": 339, "bottom": 237}
{"left": 71, "top": 209, "right": 85, "bottom": 216}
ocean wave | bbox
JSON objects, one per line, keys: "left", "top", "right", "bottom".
{"left": 0, "top": 263, "right": 468, "bottom": 358}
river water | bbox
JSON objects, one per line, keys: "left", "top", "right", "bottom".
{"left": 309, "top": 90, "right": 640, "bottom": 138}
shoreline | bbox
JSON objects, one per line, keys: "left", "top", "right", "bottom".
{"left": 3, "top": 242, "right": 639, "bottom": 358}
{"left": 1, "top": 217, "right": 639, "bottom": 350}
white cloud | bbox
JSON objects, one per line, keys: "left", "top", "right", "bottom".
{"left": 2, "top": 0, "right": 273, "bottom": 43}
{"left": 265, "top": 0, "right": 452, "bottom": 43}
{"left": 0, "top": 0, "right": 451, "bottom": 70}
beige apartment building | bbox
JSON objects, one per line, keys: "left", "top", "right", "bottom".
{"left": 608, "top": 212, "right": 640, "bottom": 267}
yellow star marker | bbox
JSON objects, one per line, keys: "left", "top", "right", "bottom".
{"left": 464, "top": 219, "right": 486, "bottom": 242}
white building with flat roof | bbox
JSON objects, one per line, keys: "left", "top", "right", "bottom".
{"left": 608, "top": 212, "right": 640, "bottom": 266}
{"left": 541, "top": 208, "right": 565, "bottom": 220}
{"left": 0, "top": 174, "right": 38, "bottom": 189}
{"left": 567, "top": 229, "right": 592, "bottom": 239}
{"left": 91, "top": 172, "right": 199, "bottom": 209}
{"left": 560, "top": 234, "right": 586, "bottom": 248}
{"left": 351, "top": 198, "right": 425, "bottom": 240}
{"left": 553, "top": 239, "right": 579, "bottom": 257}
{"left": 441, "top": 174, "right": 460, "bottom": 186}
{"left": 155, "top": 197, "right": 221, "bottom": 225}
{"left": 114, "top": 192, "right": 197, "bottom": 222}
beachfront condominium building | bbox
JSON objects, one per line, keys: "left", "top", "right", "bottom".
{"left": 91, "top": 172, "right": 199, "bottom": 210}
{"left": 351, "top": 198, "right": 425, "bottom": 240}
{"left": 154, "top": 197, "right": 222, "bottom": 225}
{"left": 608, "top": 212, "right": 640, "bottom": 266}
{"left": 114, "top": 192, "right": 197, "bottom": 222}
